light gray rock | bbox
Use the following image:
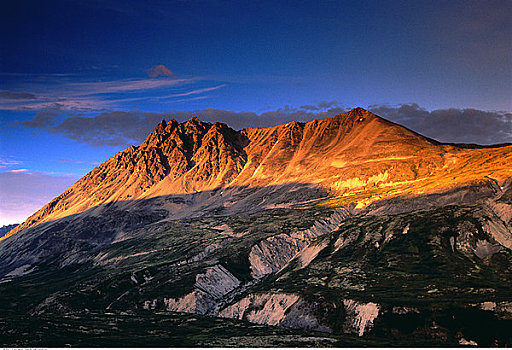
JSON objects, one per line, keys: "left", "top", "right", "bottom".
{"left": 219, "top": 292, "right": 331, "bottom": 332}
{"left": 162, "top": 264, "right": 240, "bottom": 315}
{"left": 343, "top": 299, "right": 380, "bottom": 336}
{"left": 249, "top": 208, "right": 350, "bottom": 278}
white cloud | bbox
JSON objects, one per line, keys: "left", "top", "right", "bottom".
{"left": 152, "top": 84, "right": 227, "bottom": 99}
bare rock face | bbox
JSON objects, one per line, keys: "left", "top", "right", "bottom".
{"left": 343, "top": 299, "right": 380, "bottom": 336}
{"left": 249, "top": 208, "right": 350, "bottom": 278}
{"left": 249, "top": 234, "right": 308, "bottom": 278}
{"left": 482, "top": 200, "right": 512, "bottom": 249}
{"left": 195, "top": 264, "right": 240, "bottom": 300}
{"left": 4, "top": 118, "right": 247, "bottom": 239}
{"left": 219, "top": 293, "right": 300, "bottom": 325}
{"left": 454, "top": 221, "right": 503, "bottom": 259}
{"left": 296, "top": 241, "right": 329, "bottom": 270}
{"left": 162, "top": 264, "right": 240, "bottom": 315}
{"left": 218, "top": 292, "right": 330, "bottom": 332}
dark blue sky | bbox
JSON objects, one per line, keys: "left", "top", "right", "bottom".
{"left": 2, "top": 0, "right": 511, "bottom": 111}
{"left": 0, "top": 0, "right": 511, "bottom": 224}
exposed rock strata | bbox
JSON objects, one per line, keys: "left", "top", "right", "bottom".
{"left": 249, "top": 208, "right": 351, "bottom": 278}
{"left": 159, "top": 264, "right": 240, "bottom": 315}
{"left": 482, "top": 200, "right": 512, "bottom": 249}
{"left": 218, "top": 293, "right": 330, "bottom": 332}
{"left": 1, "top": 108, "right": 511, "bottom": 345}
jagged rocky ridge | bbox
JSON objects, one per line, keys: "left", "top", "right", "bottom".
{"left": 1, "top": 108, "right": 512, "bottom": 346}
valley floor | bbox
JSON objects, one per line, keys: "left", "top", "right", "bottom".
{"left": 0, "top": 311, "right": 451, "bottom": 347}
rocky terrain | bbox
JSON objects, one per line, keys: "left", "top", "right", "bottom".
{"left": 0, "top": 108, "right": 511, "bottom": 346}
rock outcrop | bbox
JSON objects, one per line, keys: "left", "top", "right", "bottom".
{"left": 343, "top": 299, "right": 380, "bottom": 336}
{"left": 158, "top": 264, "right": 240, "bottom": 315}
{"left": 249, "top": 208, "right": 351, "bottom": 278}
{"left": 218, "top": 292, "right": 331, "bottom": 332}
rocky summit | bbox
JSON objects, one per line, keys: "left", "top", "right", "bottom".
{"left": 1, "top": 108, "right": 511, "bottom": 347}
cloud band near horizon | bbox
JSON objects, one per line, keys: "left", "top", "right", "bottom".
{"left": 13, "top": 103, "right": 512, "bottom": 148}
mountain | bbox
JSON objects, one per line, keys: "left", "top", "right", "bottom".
{"left": 1, "top": 108, "right": 511, "bottom": 346}
{"left": 5, "top": 107, "right": 510, "bottom": 240}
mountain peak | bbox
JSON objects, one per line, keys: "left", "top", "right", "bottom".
{"left": 155, "top": 119, "right": 167, "bottom": 132}
{"left": 345, "top": 107, "right": 372, "bottom": 118}
{"left": 186, "top": 116, "right": 203, "bottom": 125}
{"left": 181, "top": 117, "right": 210, "bottom": 135}
{"left": 165, "top": 119, "right": 179, "bottom": 132}
{"left": 351, "top": 106, "right": 368, "bottom": 114}
{"left": 323, "top": 107, "right": 375, "bottom": 125}
{"left": 142, "top": 118, "right": 172, "bottom": 146}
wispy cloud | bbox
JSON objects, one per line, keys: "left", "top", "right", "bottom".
{"left": 56, "top": 159, "right": 100, "bottom": 166}
{"left": 67, "top": 77, "right": 189, "bottom": 95}
{"left": 8, "top": 169, "right": 28, "bottom": 173}
{"left": 0, "top": 91, "right": 37, "bottom": 100}
{"left": 153, "top": 84, "right": 227, "bottom": 99}
{"left": 0, "top": 157, "right": 23, "bottom": 168}
{"left": 0, "top": 67, "right": 222, "bottom": 112}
